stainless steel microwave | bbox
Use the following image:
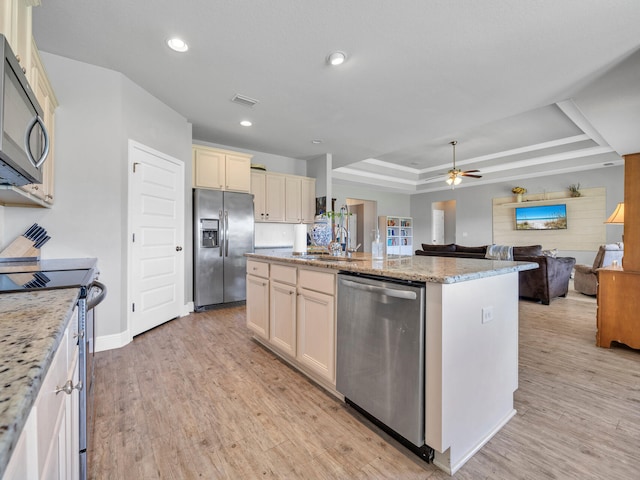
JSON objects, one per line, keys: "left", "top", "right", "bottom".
{"left": 0, "top": 34, "right": 49, "bottom": 186}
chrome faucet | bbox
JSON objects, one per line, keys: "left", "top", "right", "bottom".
{"left": 339, "top": 204, "right": 351, "bottom": 258}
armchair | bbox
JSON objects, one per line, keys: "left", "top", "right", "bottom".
{"left": 574, "top": 243, "right": 624, "bottom": 296}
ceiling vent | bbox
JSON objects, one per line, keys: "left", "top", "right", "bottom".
{"left": 231, "top": 94, "right": 259, "bottom": 108}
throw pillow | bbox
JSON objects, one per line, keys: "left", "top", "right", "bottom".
{"left": 485, "top": 244, "right": 514, "bottom": 260}
{"left": 542, "top": 248, "right": 558, "bottom": 258}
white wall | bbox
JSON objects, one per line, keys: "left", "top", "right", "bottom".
{"left": 2, "top": 53, "right": 192, "bottom": 340}
{"left": 411, "top": 166, "right": 624, "bottom": 265}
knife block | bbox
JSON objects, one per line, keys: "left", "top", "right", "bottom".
{"left": 0, "top": 236, "right": 41, "bottom": 262}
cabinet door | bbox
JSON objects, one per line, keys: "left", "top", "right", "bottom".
{"left": 297, "top": 287, "right": 335, "bottom": 383}
{"left": 193, "top": 148, "right": 225, "bottom": 189}
{"left": 246, "top": 274, "right": 269, "bottom": 339}
{"left": 301, "top": 178, "right": 316, "bottom": 223}
{"left": 270, "top": 280, "right": 297, "bottom": 357}
{"left": 251, "top": 171, "right": 266, "bottom": 221}
{"left": 285, "top": 176, "right": 302, "bottom": 223}
{"left": 265, "top": 174, "right": 286, "bottom": 222}
{"left": 225, "top": 154, "right": 251, "bottom": 192}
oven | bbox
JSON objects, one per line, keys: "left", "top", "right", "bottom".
{"left": 0, "top": 258, "right": 106, "bottom": 480}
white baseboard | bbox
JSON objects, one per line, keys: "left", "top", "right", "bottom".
{"left": 95, "top": 330, "right": 131, "bottom": 352}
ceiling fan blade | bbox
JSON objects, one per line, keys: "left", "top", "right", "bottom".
{"left": 461, "top": 173, "right": 482, "bottom": 178}
{"left": 462, "top": 169, "right": 480, "bottom": 173}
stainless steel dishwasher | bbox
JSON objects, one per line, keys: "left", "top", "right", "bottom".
{"left": 336, "top": 272, "right": 432, "bottom": 460}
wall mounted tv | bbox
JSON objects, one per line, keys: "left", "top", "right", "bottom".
{"left": 515, "top": 204, "right": 567, "bottom": 230}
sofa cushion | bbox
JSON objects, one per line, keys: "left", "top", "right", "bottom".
{"left": 455, "top": 245, "right": 487, "bottom": 254}
{"left": 513, "top": 245, "right": 543, "bottom": 257}
{"left": 421, "top": 243, "right": 456, "bottom": 252}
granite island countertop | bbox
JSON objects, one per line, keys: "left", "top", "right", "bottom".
{"left": 246, "top": 251, "right": 538, "bottom": 283}
{"left": 0, "top": 288, "right": 80, "bottom": 478}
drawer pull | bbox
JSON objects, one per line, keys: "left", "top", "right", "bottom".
{"left": 55, "top": 380, "right": 83, "bottom": 395}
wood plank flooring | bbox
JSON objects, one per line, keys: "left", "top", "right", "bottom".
{"left": 89, "top": 292, "right": 640, "bottom": 479}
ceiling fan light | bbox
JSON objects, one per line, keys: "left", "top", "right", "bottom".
{"left": 446, "top": 177, "right": 454, "bottom": 186}
{"left": 454, "top": 176, "right": 462, "bottom": 185}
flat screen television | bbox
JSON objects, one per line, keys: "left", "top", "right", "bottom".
{"left": 515, "top": 204, "right": 567, "bottom": 230}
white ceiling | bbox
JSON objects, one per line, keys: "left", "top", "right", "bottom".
{"left": 32, "top": 0, "right": 640, "bottom": 193}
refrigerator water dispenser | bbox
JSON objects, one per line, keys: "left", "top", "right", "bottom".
{"left": 200, "top": 219, "right": 219, "bottom": 248}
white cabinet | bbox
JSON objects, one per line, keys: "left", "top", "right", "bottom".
{"left": 285, "top": 176, "right": 302, "bottom": 223}
{"left": 246, "top": 260, "right": 337, "bottom": 385}
{"left": 379, "top": 216, "right": 413, "bottom": 255}
{"left": 251, "top": 171, "right": 285, "bottom": 222}
{"left": 246, "top": 260, "right": 269, "bottom": 339}
{"left": 192, "top": 145, "right": 252, "bottom": 192}
{"left": 301, "top": 177, "right": 316, "bottom": 223}
{"left": 269, "top": 264, "right": 297, "bottom": 357}
{"left": 252, "top": 171, "right": 315, "bottom": 224}
{"left": 296, "top": 269, "right": 336, "bottom": 383}
{"left": 4, "top": 313, "right": 80, "bottom": 480}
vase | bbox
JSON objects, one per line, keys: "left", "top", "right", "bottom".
{"left": 311, "top": 218, "right": 332, "bottom": 247}
{"left": 516, "top": 194, "right": 523, "bottom": 203}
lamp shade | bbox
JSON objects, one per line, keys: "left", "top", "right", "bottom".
{"left": 605, "top": 202, "right": 624, "bottom": 224}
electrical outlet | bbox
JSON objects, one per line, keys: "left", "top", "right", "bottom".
{"left": 482, "top": 306, "right": 494, "bottom": 324}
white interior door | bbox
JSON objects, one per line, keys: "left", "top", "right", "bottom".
{"left": 129, "top": 140, "right": 185, "bottom": 337}
{"left": 432, "top": 209, "right": 445, "bottom": 244}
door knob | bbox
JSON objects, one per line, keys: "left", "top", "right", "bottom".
{"left": 176, "top": 246, "right": 183, "bottom": 251}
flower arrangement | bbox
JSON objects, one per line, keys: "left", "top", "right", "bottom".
{"left": 568, "top": 183, "right": 582, "bottom": 197}
{"left": 512, "top": 186, "right": 527, "bottom": 195}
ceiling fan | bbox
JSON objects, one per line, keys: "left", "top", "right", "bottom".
{"left": 446, "top": 140, "right": 482, "bottom": 186}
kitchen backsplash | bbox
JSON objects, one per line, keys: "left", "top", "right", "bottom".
{"left": 255, "top": 223, "right": 309, "bottom": 248}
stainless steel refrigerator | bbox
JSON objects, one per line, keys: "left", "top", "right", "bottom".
{"left": 193, "top": 189, "right": 254, "bottom": 310}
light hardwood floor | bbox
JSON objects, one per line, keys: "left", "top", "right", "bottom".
{"left": 89, "top": 292, "right": 640, "bottom": 479}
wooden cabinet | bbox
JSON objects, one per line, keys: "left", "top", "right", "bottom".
{"left": 596, "top": 153, "right": 640, "bottom": 350}
{"left": 379, "top": 216, "right": 413, "bottom": 255}
{"left": 596, "top": 268, "right": 640, "bottom": 349}
{"left": 296, "top": 269, "right": 336, "bottom": 383}
{"left": 251, "top": 171, "right": 285, "bottom": 222}
{"left": 4, "top": 314, "right": 80, "bottom": 480}
{"left": 19, "top": 42, "right": 57, "bottom": 205}
{"left": 246, "top": 260, "right": 269, "bottom": 339}
{"left": 251, "top": 171, "right": 315, "bottom": 223}
{"left": 269, "top": 264, "right": 297, "bottom": 357}
{"left": 192, "top": 145, "right": 252, "bottom": 192}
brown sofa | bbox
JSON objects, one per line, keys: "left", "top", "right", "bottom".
{"left": 415, "top": 244, "right": 576, "bottom": 305}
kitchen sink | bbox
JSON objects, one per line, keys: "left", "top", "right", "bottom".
{"left": 302, "top": 255, "right": 359, "bottom": 262}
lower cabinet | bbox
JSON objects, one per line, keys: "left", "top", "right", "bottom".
{"left": 245, "top": 259, "right": 337, "bottom": 386}
{"left": 4, "top": 313, "right": 80, "bottom": 480}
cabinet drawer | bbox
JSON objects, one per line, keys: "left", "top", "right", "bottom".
{"left": 299, "top": 269, "right": 335, "bottom": 295}
{"left": 247, "top": 260, "right": 269, "bottom": 278}
{"left": 270, "top": 264, "right": 297, "bottom": 285}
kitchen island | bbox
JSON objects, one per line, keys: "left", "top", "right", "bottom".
{"left": 245, "top": 251, "right": 537, "bottom": 474}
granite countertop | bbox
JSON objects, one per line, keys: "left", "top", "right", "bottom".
{"left": 0, "top": 288, "right": 80, "bottom": 477}
{"left": 246, "top": 251, "right": 538, "bottom": 283}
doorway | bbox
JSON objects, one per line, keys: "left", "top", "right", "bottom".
{"left": 346, "top": 198, "right": 377, "bottom": 252}
{"left": 431, "top": 200, "right": 456, "bottom": 244}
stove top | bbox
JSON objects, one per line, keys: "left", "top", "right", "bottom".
{"left": 0, "top": 258, "right": 98, "bottom": 293}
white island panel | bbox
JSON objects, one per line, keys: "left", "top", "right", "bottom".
{"left": 426, "top": 271, "right": 518, "bottom": 475}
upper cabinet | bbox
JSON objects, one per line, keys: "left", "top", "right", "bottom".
{"left": 0, "top": 0, "right": 58, "bottom": 208}
{"left": 192, "top": 144, "right": 252, "bottom": 192}
{"left": 0, "top": 0, "right": 33, "bottom": 83}
{"left": 252, "top": 170, "right": 315, "bottom": 224}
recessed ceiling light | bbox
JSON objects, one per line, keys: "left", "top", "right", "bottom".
{"left": 311, "top": 140, "right": 322, "bottom": 144}
{"left": 240, "top": 120, "right": 252, "bottom": 127}
{"left": 327, "top": 51, "right": 346, "bottom": 66}
{"left": 167, "top": 38, "right": 188, "bottom": 52}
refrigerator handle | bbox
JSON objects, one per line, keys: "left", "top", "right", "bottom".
{"left": 219, "top": 210, "right": 224, "bottom": 257}
{"left": 225, "top": 210, "right": 229, "bottom": 257}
